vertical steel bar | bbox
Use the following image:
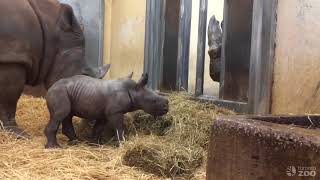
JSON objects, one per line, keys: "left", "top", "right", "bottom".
{"left": 182, "top": 0, "right": 192, "bottom": 90}
{"left": 176, "top": 0, "right": 184, "bottom": 90}
{"left": 147, "top": 0, "right": 156, "bottom": 89}
{"left": 98, "top": 0, "right": 105, "bottom": 66}
{"left": 144, "top": 0, "right": 166, "bottom": 90}
{"left": 152, "top": 0, "right": 159, "bottom": 90}
{"left": 177, "top": 0, "right": 192, "bottom": 91}
{"left": 219, "top": 0, "right": 228, "bottom": 99}
{"left": 157, "top": 0, "right": 166, "bottom": 91}
{"left": 195, "top": 0, "right": 208, "bottom": 96}
{"left": 143, "top": 0, "right": 151, "bottom": 74}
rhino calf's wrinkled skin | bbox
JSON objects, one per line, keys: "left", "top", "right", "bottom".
{"left": 45, "top": 73, "right": 169, "bottom": 148}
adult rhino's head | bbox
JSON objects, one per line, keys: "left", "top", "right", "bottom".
{"left": 128, "top": 74, "right": 169, "bottom": 116}
{"left": 45, "top": 4, "right": 109, "bottom": 89}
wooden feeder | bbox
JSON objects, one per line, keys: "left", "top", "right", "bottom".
{"left": 207, "top": 115, "right": 320, "bottom": 180}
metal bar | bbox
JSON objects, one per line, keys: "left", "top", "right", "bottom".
{"left": 147, "top": 0, "right": 156, "bottom": 89}
{"left": 176, "top": 0, "right": 192, "bottom": 91}
{"left": 157, "top": 91, "right": 248, "bottom": 113}
{"left": 176, "top": 0, "right": 184, "bottom": 90}
{"left": 194, "top": 95, "right": 248, "bottom": 113}
{"left": 98, "top": 0, "right": 105, "bottom": 66}
{"left": 182, "top": 0, "right": 192, "bottom": 90}
{"left": 195, "top": 0, "right": 208, "bottom": 96}
{"left": 143, "top": 0, "right": 151, "bottom": 74}
{"left": 158, "top": 0, "right": 167, "bottom": 90}
{"left": 219, "top": 0, "right": 228, "bottom": 99}
{"left": 144, "top": 0, "right": 166, "bottom": 90}
{"left": 152, "top": 0, "right": 159, "bottom": 90}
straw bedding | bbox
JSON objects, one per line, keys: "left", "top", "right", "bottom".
{"left": 0, "top": 92, "right": 235, "bottom": 179}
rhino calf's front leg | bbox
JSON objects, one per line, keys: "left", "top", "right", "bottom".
{"left": 91, "top": 119, "right": 107, "bottom": 144}
{"left": 108, "top": 113, "right": 125, "bottom": 146}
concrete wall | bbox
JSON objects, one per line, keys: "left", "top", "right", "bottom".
{"left": 103, "top": 0, "right": 146, "bottom": 80}
{"left": 189, "top": 0, "right": 224, "bottom": 96}
{"left": 103, "top": 0, "right": 224, "bottom": 96}
{"left": 271, "top": 0, "right": 320, "bottom": 114}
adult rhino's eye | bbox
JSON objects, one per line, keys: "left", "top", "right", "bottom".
{"left": 152, "top": 99, "right": 157, "bottom": 103}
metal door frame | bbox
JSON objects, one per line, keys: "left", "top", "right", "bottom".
{"left": 143, "top": 0, "right": 278, "bottom": 114}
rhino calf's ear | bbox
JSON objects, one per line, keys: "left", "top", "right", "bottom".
{"left": 137, "top": 73, "right": 148, "bottom": 88}
{"left": 127, "top": 72, "right": 134, "bottom": 79}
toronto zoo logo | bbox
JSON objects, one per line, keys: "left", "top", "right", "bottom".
{"left": 286, "top": 166, "right": 316, "bottom": 177}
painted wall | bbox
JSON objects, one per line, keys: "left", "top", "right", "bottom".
{"left": 103, "top": 0, "right": 146, "bottom": 80}
{"left": 272, "top": 0, "right": 320, "bottom": 114}
{"left": 188, "top": 0, "right": 224, "bottom": 96}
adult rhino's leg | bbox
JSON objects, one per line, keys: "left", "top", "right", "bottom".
{"left": 0, "top": 64, "right": 28, "bottom": 137}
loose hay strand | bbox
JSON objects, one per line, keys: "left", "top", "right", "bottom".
{"left": 0, "top": 93, "right": 235, "bottom": 179}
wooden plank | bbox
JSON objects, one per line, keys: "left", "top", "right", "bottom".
{"left": 248, "top": 0, "right": 278, "bottom": 114}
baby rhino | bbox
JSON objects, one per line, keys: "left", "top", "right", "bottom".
{"left": 45, "top": 73, "right": 169, "bottom": 148}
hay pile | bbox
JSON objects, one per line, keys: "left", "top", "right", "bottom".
{"left": 0, "top": 93, "right": 235, "bottom": 179}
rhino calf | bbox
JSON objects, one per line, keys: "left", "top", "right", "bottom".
{"left": 44, "top": 73, "right": 169, "bottom": 148}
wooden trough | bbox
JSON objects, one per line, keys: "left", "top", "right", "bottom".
{"left": 207, "top": 115, "right": 320, "bottom": 180}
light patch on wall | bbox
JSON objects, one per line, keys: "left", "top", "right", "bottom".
{"left": 272, "top": 0, "right": 320, "bottom": 114}
{"left": 119, "top": 17, "right": 145, "bottom": 48}
{"left": 104, "top": 0, "right": 146, "bottom": 80}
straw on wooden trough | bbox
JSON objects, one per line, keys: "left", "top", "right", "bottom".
{"left": 0, "top": 92, "right": 235, "bottom": 179}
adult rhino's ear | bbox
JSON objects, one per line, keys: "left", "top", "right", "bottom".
{"left": 60, "top": 4, "right": 82, "bottom": 33}
{"left": 81, "top": 64, "right": 110, "bottom": 79}
{"left": 96, "top": 64, "right": 111, "bottom": 79}
{"left": 137, "top": 73, "right": 148, "bottom": 88}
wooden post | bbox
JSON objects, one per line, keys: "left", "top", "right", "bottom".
{"left": 248, "top": 0, "right": 278, "bottom": 114}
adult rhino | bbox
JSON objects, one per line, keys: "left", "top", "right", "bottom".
{"left": 0, "top": 0, "right": 109, "bottom": 136}
{"left": 208, "top": 15, "right": 223, "bottom": 82}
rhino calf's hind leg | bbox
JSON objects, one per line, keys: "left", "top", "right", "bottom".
{"left": 0, "top": 64, "right": 28, "bottom": 137}
{"left": 91, "top": 119, "right": 107, "bottom": 144}
{"left": 45, "top": 88, "right": 71, "bottom": 148}
{"left": 62, "top": 114, "right": 78, "bottom": 143}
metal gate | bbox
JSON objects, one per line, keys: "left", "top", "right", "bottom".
{"left": 58, "top": 0, "right": 105, "bottom": 67}
{"left": 144, "top": 0, "right": 277, "bottom": 114}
